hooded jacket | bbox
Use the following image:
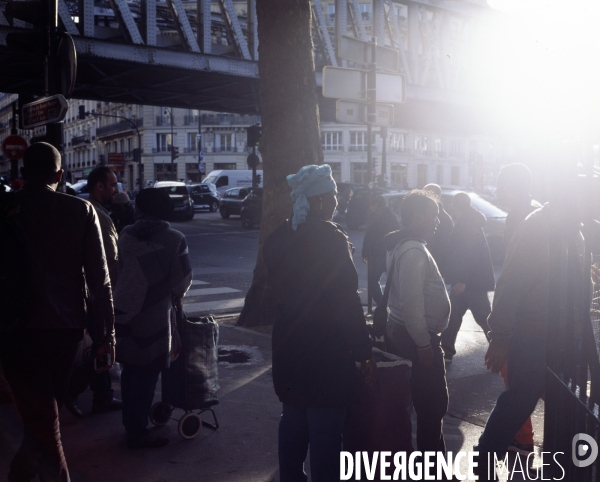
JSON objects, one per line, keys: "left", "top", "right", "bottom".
{"left": 444, "top": 206, "right": 495, "bottom": 291}
{"left": 384, "top": 229, "right": 450, "bottom": 349}
{"left": 114, "top": 218, "right": 192, "bottom": 370}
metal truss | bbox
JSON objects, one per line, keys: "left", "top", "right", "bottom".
{"left": 0, "top": 0, "right": 486, "bottom": 112}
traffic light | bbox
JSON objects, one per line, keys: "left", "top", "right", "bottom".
{"left": 171, "top": 146, "right": 179, "bottom": 161}
{"left": 247, "top": 124, "right": 261, "bottom": 148}
{"left": 255, "top": 174, "right": 262, "bottom": 185}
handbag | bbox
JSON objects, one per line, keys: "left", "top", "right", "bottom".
{"left": 170, "top": 298, "right": 183, "bottom": 363}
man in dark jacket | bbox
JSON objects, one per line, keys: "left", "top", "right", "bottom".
{"left": 441, "top": 192, "right": 495, "bottom": 362}
{"left": 0, "top": 143, "right": 114, "bottom": 482}
{"left": 361, "top": 195, "right": 400, "bottom": 306}
{"left": 264, "top": 164, "right": 373, "bottom": 482}
{"left": 423, "top": 183, "right": 454, "bottom": 276}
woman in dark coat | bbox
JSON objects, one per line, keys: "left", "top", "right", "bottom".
{"left": 264, "top": 164, "right": 374, "bottom": 482}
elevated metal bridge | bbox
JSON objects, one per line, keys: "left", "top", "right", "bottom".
{"left": 0, "top": 0, "right": 490, "bottom": 125}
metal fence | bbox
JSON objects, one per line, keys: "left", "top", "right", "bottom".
{"left": 544, "top": 192, "right": 600, "bottom": 481}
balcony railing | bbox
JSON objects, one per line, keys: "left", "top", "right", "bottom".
{"left": 184, "top": 115, "right": 198, "bottom": 125}
{"left": 71, "top": 135, "right": 90, "bottom": 146}
{"left": 200, "top": 114, "right": 261, "bottom": 126}
{"left": 212, "top": 146, "right": 238, "bottom": 153}
{"left": 156, "top": 116, "right": 171, "bottom": 126}
{"left": 96, "top": 118, "right": 143, "bottom": 138}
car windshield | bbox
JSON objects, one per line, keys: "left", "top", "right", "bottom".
{"left": 71, "top": 181, "right": 87, "bottom": 192}
{"left": 204, "top": 175, "right": 218, "bottom": 185}
{"left": 156, "top": 186, "right": 188, "bottom": 196}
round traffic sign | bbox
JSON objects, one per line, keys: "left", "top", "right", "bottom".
{"left": 2, "top": 135, "right": 28, "bottom": 161}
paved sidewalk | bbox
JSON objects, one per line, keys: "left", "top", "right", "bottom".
{"left": 0, "top": 311, "right": 543, "bottom": 482}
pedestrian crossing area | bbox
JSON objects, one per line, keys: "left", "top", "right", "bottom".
{"left": 182, "top": 278, "right": 246, "bottom": 315}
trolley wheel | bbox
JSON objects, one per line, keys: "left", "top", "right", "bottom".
{"left": 149, "top": 402, "right": 173, "bottom": 427}
{"left": 178, "top": 412, "right": 202, "bottom": 439}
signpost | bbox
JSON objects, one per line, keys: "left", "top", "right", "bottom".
{"left": 323, "top": 35, "right": 406, "bottom": 314}
{"left": 2, "top": 135, "right": 28, "bottom": 161}
{"left": 21, "top": 94, "right": 69, "bottom": 129}
{"left": 336, "top": 100, "right": 394, "bottom": 127}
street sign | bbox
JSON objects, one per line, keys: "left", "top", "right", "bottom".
{"left": 338, "top": 36, "right": 400, "bottom": 72}
{"left": 336, "top": 100, "right": 394, "bottom": 127}
{"left": 322, "top": 67, "right": 405, "bottom": 104}
{"left": 2, "top": 135, "right": 28, "bottom": 161}
{"left": 108, "top": 153, "right": 125, "bottom": 165}
{"left": 322, "top": 66, "right": 365, "bottom": 102}
{"left": 21, "top": 94, "right": 69, "bottom": 129}
{"left": 247, "top": 153, "right": 260, "bottom": 169}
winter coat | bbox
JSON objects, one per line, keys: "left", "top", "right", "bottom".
{"left": 444, "top": 206, "right": 495, "bottom": 292}
{"left": 384, "top": 229, "right": 450, "bottom": 349}
{"left": 114, "top": 218, "right": 192, "bottom": 370}
{"left": 426, "top": 201, "right": 454, "bottom": 276}
{"left": 264, "top": 214, "right": 372, "bottom": 408}
{"left": 361, "top": 207, "right": 401, "bottom": 261}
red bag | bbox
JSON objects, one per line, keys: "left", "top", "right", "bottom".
{"left": 344, "top": 348, "right": 413, "bottom": 455}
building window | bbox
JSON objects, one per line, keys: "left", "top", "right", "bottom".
{"left": 155, "top": 163, "right": 176, "bottom": 182}
{"left": 390, "top": 132, "right": 405, "bottom": 152}
{"left": 359, "top": 3, "right": 371, "bottom": 21}
{"left": 451, "top": 166, "right": 461, "bottom": 185}
{"left": 322, "top": 131, "right": 342, "bottom": 151}
{"left": 351, "top": 162, "right": 368, "bottom": 184}
{"left": 156, "top": 133, "right": 171, "bottom": 152}
{"left": 434, "top": 138, "right": 442, "bottom": 156}
{"left": 415, "top": 136, "right": 428, "bottom": 155}
{"left": 328, "top": 162, "right": 342, "bottom": 182}
{"left": 350, "top": 132, "right": 367, "bottom": 151}
{"left": 437, "top": 165, "right": 444, "bottom": 185}
{"left": 450, "top": 139, "right": 462, "bottom": 158}
{"left": 217, "top": 133, "right": 234, "bottom": 152}
{"left": 214, "top": 162, "right": 237, "bottom": 170}
{"left": 187, "top": 133, "right": 197, "bottom": 151}
{"left": 119, "top": 139, "right": 124, "bottom": 153}
{"left": 391, "top": 163, "right": 408, "bottom": 188}
{"left": 417, "top": 164, "right": 428, "bottom": 187}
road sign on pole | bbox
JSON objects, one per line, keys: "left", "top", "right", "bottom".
{"left": 336, "top": 100, "right": 394, "bottom": 127}
{"left": 21, "top": 94, "right": 69, "bottom": 129}
{"left": 323, "top": 67, "right": 405, "bottom": 104}
{"left": 2, "top": 135, "right": 28, "bottom": 161}
{"left": 337, "top": 36, "right": 400, "bottom": 72}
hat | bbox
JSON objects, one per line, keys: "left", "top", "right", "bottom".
{"left": 112, "top": 192, "right": 130, "bottom": 204}
{"left": 286, "top": 164, "right": 336, "bottom": 230}
{"left": 135, "top": 188, "right": 173, "bottom": 220}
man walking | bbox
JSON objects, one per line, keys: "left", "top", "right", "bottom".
{"left": 441, "top": 192, "right": 495, "bottom": 362}
{"left": 0, "top": 142, "right": 114, "bottom": 482}
{"left": 423, "top": 183, "right": 454, "bottom": 275}
{"left": 65, "top": 166, "right": 122, "bottom": 417}
{"left": 384, "top": 190, "right": 451, "bottom": 458}
{"left": 362, "top": 195, "right": 400, "bottom": 306}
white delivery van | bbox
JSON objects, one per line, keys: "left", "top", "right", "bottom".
{"left": 203, "top": 170, "right": 263, "bottom": 194}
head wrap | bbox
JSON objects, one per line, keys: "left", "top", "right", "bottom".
{"left": 286, "top": 164, "right": 337, "bottom": 230}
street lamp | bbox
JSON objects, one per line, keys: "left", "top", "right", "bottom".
{"left": 164, "top": 107, "right": 178, "bottom": 181}
{"left": 79, "top": 106, "right": 144, "bottom": 190}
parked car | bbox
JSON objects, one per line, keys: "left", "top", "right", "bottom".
{"left": 187, "top": 183, "right": 220, "bottom": 212}
{"left": 219, "top": 187, "right": 250, "bottom": 219}
{"left": 70, "top": 180, "right": 125, "bottom": 200}
{"left": 240, "top": 187, "right": 262, "bottom": 229}
{"left": 153, "top": 181, "right": 195, "bottom": 221}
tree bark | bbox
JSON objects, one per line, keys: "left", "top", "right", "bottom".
{"left": 237, "top": 0, "right": 323, "bottom": 327}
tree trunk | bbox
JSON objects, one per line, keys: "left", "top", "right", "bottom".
{"left": 237, "top": 0, "right": 323, "bottom": 327}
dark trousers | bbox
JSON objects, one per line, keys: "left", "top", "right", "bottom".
{"left": 441, "top": 289, "right": 491, "bottom": 358}
{"left": 66, "top": 335, "right": 112, "bottom": 404}
{"left": 0, "top": 328, "right": 82, "bottom": 482}
{"left": 120, "top": 363, "right": 160, "bottom": 445}
{"left": 477, "top": 332, "right": 546, "bottom": 455}
{"left": 278, "top": 403, "right": 348, "bottom": 482}
{"left": 367, "top": 256, "right": 387, "bottom": 306}
{"left": 387, "top": 326, "right": 448, "bottom": 453}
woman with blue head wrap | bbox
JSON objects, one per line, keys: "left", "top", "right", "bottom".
{"left": 263, "top": 164, "right": 375, "bottom": 482}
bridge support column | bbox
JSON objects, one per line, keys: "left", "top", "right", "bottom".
{"left": 408, "top": 1, "right": 420, "bottom": 86}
